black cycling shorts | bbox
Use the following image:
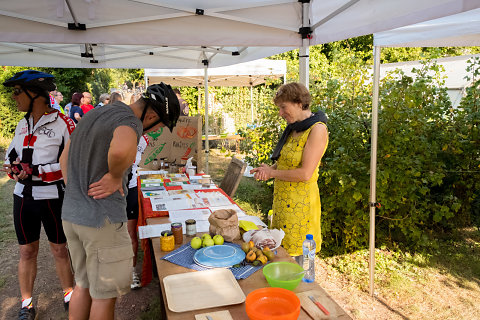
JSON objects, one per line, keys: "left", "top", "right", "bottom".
{"left": 13, "top": 194, "right": 66, "bottom": 245}
{"left": 126, "top": 186, "right": 139, "bottom": 221}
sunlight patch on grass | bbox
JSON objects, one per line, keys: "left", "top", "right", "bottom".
{"left": 0, "top": 173, "right": 15, "bottom": 248}
{"left": 0, "top": 136, "right": 11, "bottom": 151}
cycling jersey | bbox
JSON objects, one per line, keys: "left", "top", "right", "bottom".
{"left": 128, "top": 135, "right": 149, "bottom": 189}
{"left": 5, "top": 110, "right": 75, "bottom": 200}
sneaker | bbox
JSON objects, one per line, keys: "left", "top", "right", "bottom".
{"left": 18, "top": 306, "right": 36, "bottom": 320}
{"left": 131, "top": 271, "right": 141, "bottom": 289}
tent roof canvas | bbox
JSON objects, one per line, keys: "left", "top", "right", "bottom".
{"left": 374, "top": 8, "right": 480, "bottom": 47}
{"left": 145, "top": 59, "right": 286, "bottom": 87}
{"left": 0, "top": 0, "right": 477, "bottom": 69}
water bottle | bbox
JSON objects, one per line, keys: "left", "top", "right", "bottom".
{"left": 301, "top": 234, "right": 316, "bottom": 283}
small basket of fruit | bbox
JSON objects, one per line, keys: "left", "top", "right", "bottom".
{"left": 239, "top": 240, "right": 276, "bottom": 267}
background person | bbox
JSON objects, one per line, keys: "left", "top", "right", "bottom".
{"left": 109, "top": 91, "right": 123, "bottom": 104}
{"left": 126, "top": 134, "right": 148, "bottom": 289}
{"left": 49, "top": 90, "right": 64, "bottom": 114}
{"left": 69, "top": 92, "right": 84, "bottom": 124}
{"left": 60, "top": 83, "right": 180, "bottom": 320}
{"left": 173, "top": 88, "right": 189, "bottom": 116}
{"left": 251, "top": 82, "right": 328, "bottom": 259}
{"left": 95, "top": 93, "right": 110, "bottom": 108}
{"left": 53, "top": 90, "right": 65, "bottom": 114}
{"left": 80, "top": 91, "right": 94, "bottom": 114}
{"left": 2, "top": 70, "right": 75, "bottom": 320}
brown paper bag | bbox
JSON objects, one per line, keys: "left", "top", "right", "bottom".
{"left": 208, "top": 209, "right": 240, "bottom": 242}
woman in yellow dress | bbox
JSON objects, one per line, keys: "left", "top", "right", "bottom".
{"left": 251, "top": 83, "right": 328, "bottom": 258}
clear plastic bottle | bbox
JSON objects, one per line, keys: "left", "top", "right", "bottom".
{"left": 301, "top": 234, "right": 316, "bottom": 283}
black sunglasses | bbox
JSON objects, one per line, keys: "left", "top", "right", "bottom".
{"left": 13, "top": 88, "right": 24, "bottom": 96}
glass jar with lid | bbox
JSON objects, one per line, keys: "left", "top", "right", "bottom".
{"left": 171, "top": 222, "right": 183, "bottom": 245}
{"left": 185, "top": 219, "right": 197, "bottom": 237}
{"left": 160, "top": 231, "right": 175, "bottom": 251}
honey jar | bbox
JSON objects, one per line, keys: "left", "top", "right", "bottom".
{"left": 160, "top": 231, "right": 175, "bottom": 251}
{"left": 171, "top": 222, "right": 183, "bottom": 245}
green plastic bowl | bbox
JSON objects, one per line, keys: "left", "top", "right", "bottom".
{"left": 263, "top": 262, "right": 304, "bottom": 291}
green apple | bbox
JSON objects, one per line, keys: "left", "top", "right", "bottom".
{"left": 201, "top": 233, "right": 212, "bottom": 240}
{"left": 202, "top": 237, "right": 215, "bottom": 247}
{"left": 213, "top": 235, "right": 224, "bottom": 245}
{"left": 190, "top": 237, "right": 202, "bottom": 249}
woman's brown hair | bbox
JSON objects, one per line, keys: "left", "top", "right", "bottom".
{"left": 273, "top": 82, "right": 311, "bottom": 110}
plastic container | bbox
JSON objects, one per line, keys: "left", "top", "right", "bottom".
{"left": 245, "top": 287, "right": 300, "bottom": 320}
{"left": 301, "top": 234, "right": 316, "bottom": 283}
{"left": 262, "top": 262, "right": 304, "bottom": 291}
{"left": 186, "top": 166, "right": 196, "bottom": 177}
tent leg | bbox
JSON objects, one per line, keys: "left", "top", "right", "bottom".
{"left": 204, "top": 65, "right": 209, "bottom": 174}
{"left": 299, "top": 46, "right": 309, "bottom": 87}
{"left": 250, "top": 86, "right": 254, "bottom": 123}
{"left": 369, "top": 45, "right": 381, "bottom": 297}
{"left": 299, "top": 1, "right": 310, "bottom": 88}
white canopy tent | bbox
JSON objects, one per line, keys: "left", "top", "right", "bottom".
{"left": 145, "top": 59, "right": 286, "bottom": 87}
{"left": 0, "top": 0, "right": 477, "bottom": 75}
{"left": 1, "top": 0, "right": 477, "bottom": 173}
{"left": 145, "top": 58, "right": 287, "bottom": 172}
{"left": 368, "top": 8, "right": 480, "bottom": 296}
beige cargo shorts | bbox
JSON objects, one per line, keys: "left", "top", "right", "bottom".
{"left": 63, "top": 219, "right": 133, "bottom": 299}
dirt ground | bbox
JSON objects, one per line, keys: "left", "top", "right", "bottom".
{"left": 0, "top": 237, "right": 391, "bottom": 320}
{"left": 0, "top": 237, "right": 160, "bottom": 320}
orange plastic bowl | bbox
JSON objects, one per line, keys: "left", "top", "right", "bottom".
{"left": 245, "top": 287, "right": 301, "bottom": 320}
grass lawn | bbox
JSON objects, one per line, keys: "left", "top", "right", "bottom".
{"left": 0, "top": 156, "right": 16, "bottom": 253}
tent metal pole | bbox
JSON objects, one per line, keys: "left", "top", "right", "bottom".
{"left": 299, "top": 46, "right": 309, "bottom": 87}
{"left": 299, "top": 1, "right": 310, "bottom": 88}
{"left": 250, "top": 86, "right": 254, "bottom": 123}
{"left": 369, "top": 45, "right": 381, "bottom": 297}
{"left": 204, "top": 66, "right": 209, "bottom": 174}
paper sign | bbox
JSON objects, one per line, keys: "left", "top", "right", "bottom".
{"left": 138, "top": 224, "right": 171, "bottom": 239}
{"left": 140, "top": 116, "right": 202, "bottom": 171}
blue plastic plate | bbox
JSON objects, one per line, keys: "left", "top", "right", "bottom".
{"left": 193, "top": 245, "right": 246, "bottom": 268}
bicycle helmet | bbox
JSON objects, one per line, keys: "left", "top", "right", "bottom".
{"left": 4, "top": 70, "right": 56, "bottom": 91}
{"left": 3, "top": 70, "right": 57, "bottom": 118}
{"left": 141, "top": 83, "right": 180, "bottom": 132}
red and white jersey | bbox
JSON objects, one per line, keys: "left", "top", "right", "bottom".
{"left": 128, "top": 134, "right": 149, "bottom": 189}
{"left": 5, "top": 110, "right": 75, "bottom": 200}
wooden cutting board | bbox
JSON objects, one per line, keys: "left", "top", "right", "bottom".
{"left": 297, "top": 290, "right": 350, "bottom": 319}
{"left": 163, "top": 268, "right": 246, "bottom": 313}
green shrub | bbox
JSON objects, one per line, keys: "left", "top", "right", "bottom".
{"left": 241, "top": 54, "right": 479, "bottom": 254}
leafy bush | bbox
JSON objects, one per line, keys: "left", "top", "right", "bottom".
{"left": 241, "top": 53, "right": 480, "bottom": 254}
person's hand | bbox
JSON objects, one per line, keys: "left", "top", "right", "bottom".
{"left": 2, "top": 158, "right": 28, "bottom": 180}
{"left": 88, "top": 172, "right": 125, "bottom": 199}
{"left": 250, "top": 164, "right": 273, "bottom": 181}
{"left": 2, "top": 163, "right": 12, "bottom": 175}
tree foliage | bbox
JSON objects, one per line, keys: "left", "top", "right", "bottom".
{"left": 240, "top": 46, "right": 480, "bottom": 253}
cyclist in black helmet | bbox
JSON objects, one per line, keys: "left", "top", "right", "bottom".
{"left": 60, "top": 82, "right": 179, "bottom": 320}
{"left": 2, "top": 70, "right": 75, "bottom": 320}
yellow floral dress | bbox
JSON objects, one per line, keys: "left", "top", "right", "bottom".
{"left": 272, "top": 122, "right": 328, "bottom": 256}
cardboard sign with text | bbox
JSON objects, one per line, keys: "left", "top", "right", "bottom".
{"left": 140, "top": 116, "right": 202, "bottom": 171}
